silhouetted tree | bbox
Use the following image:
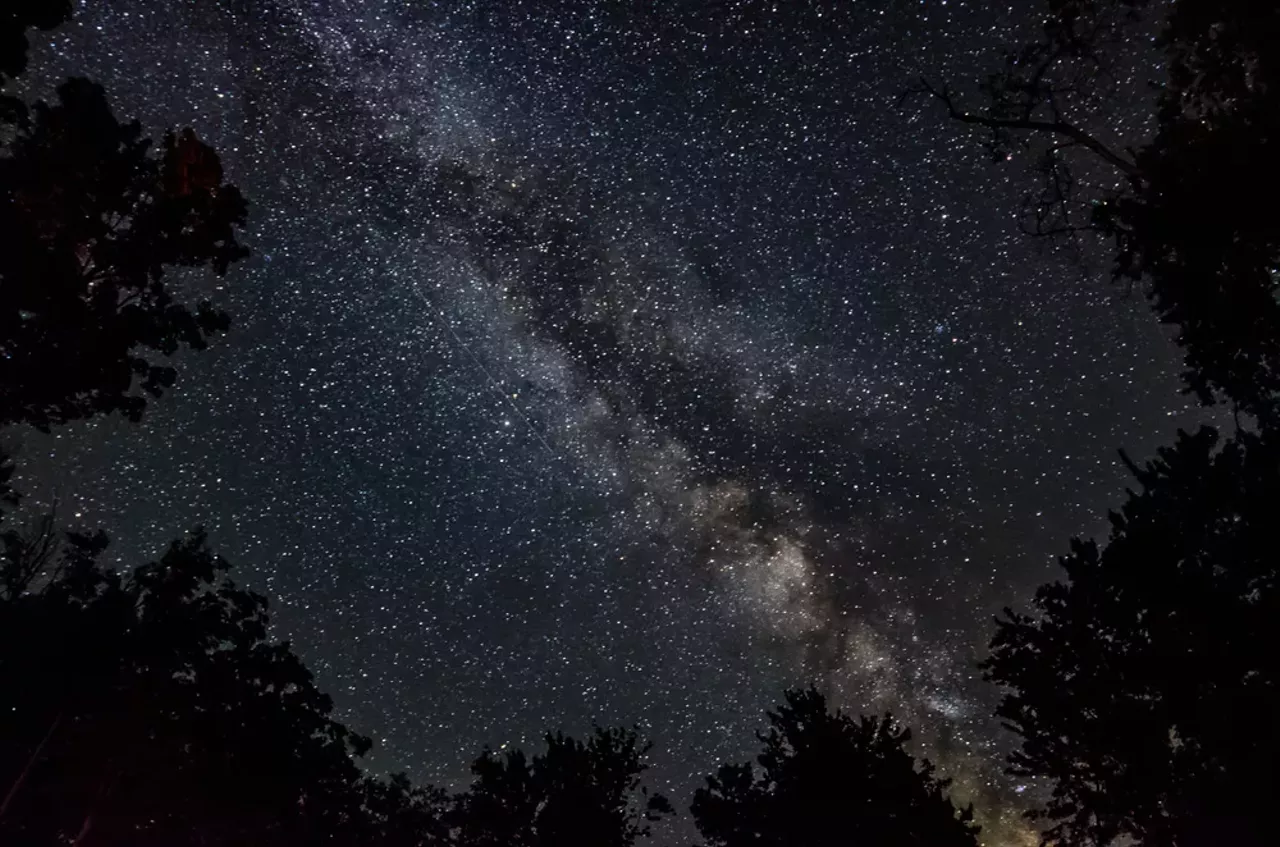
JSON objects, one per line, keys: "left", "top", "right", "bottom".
{"left": 983, "top": 426, "right": 1279, "bottom": 847}
{"left": 912, "top": 4, "right": 1280, "bottom": 844}
{"left": 1, "top": 9, "right": 248, "bottom": 431}
{"left": 354, "top": 772, "right": 452, "bottom": 847}
{"left": 0, "top": 9, "right": 460, "bottom": 847}
{"left": 911, "top": 0, "right": 1280, "bottom": 419}
{"left": 453, "top": 726, "right": 673, "bottom": 847}
{"left": 0, "top": 528, "right": 374, "bottom": 845}
{"left": 691, "top": 687, "right": 979, "bottom": 847}
{"left": 0, "top": 1, "right": 70, "bottom": 120}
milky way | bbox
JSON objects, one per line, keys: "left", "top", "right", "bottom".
{"left": 14, "top": 2, "right": 1198, "bottom": 843}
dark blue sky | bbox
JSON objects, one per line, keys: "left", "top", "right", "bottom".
{"left": 15, "top": 2, "right": 1197, "bottom": 843}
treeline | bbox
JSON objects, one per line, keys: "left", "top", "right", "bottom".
{"left": 0, "top": 534, "right": 981, "bottom": 845}
{"left": 2, "top": 1, "right": 1279, "bottom": 846}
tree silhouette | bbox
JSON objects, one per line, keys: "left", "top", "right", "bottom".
{"left": 911, "top": 3, "right": 1280, "bottom": 844}
{"left": 453, "top": 726, "right": 673, "bottom": 847}
{"left": 0, "top": 1, "right": 71, "bottom": 121}
{"left": 691, "top": 687, "right": 979, "bottom": 847}
{"left": 355, "top": 772, "right": 452, "bottom": 847}
{"left": 1, "top": 7, "right": 249, "bottom": 431}
{"left": 0, "top": 528, "right": 374, "bottom": 846}
{"left": 911, "top": 4, "right": 1280, "bottom": 844}
{"left": 911, "top": 0, "right": 1280, "bottom": 419}
{"left": 0, "top": 8, "right": 467, "bottom": 847}
{"left": 0, "top": 79, "right": 249, "bottom": 430}
{"left": 983, "top": 426, "right": 1279, "bottom": 847}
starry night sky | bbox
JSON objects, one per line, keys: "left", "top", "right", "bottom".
{"left": 14, "top": 1, "right": 1199, "bottom": 844}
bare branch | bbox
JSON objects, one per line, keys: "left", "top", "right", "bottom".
{"left": 1, "top": 507, "right": 60, "bottom": 600}
{"left": 905, "top": 78, "right": 1140, "bottom": 179}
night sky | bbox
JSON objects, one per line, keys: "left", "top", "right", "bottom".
{"left": 15, "top": 1, "right": 1198, "bottom": 844}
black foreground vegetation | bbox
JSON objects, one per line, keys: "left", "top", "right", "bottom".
{"left": 2, "top": 1, "right": 1278, "bottom": 845}
{"left": 909, "top": 1, "right": 1280, "bottom": 845}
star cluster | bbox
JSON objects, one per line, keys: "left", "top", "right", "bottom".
{"left": 16, "top": 2, "right": 1195, "bottom": 843}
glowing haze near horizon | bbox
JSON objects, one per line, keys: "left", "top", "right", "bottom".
{"left": 16, "top": 1, "right": 1196, "bottom": 843}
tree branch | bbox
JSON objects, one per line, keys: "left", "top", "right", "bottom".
{"left": 905, "top": 78, "right": 1140, "bottom": 179}
{"left": 0, "top": 711, "right": 63, "bottom": 822}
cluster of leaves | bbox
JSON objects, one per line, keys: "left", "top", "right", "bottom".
{"left": 0, "top": 1, "right": 72, "bottom": 121}
{"left": 1103, "top": 0, "right": 1280, "bottom": 416}
{"left": 457, "top": 727, "right": 675, "bottom": 847}
{"left": 0, "top": 529, "right": 370, "bottom": 845}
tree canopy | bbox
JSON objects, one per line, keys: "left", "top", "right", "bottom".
{"left": 454, "top": 726, "right": 673, "bottom": 847}
{"left": 691, "top": 688, "right": 979, "bottom": 847}
{"left": 0, "top": 528, "right": 372, "bottom": 846}
{"left": 913, "top": 0, "right": 1280, "bottom": 419}
{"left": 0, "top": 522, "right": 677, "bottom": 847}
{"left": 983, "top": 427, "right": 1279, "bottom": 847}
{"left": 920, "top": 2, "right": 1280, "bottom": 845}
{"left": 0, "top": 79, "right": 249, "bottom": 430}
{"left": 1, "top": 4, "right": 248, "bottom": 431}
{"left": 1, "top": 0, "right": 71, "bottom": 120}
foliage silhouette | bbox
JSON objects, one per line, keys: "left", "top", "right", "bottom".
{"left": 453, "top": 726, "right": 673, "bottom": 847}
{"left": 0, "top": 519, "right": 673, "bottom": 846}
{"left": 0, "top": 80, "right": 249, "bottom": 430}
{"left": 0, "top": 1, "right": 71, "bottom": 121}
{"left": 691, "top": 687, "right": 979, "bottom": 847}
{"left": 1, "top": 6, "right": 249, "bottom": 431}
{"left": 912, "top": 0, "right": 1280, "bottom": 420}
{"left": 355, "top": 772, "right": 452, "bottom": 847}
{"left": 983, "top": 427, "right": 1279, "bottom": 847}
{"left": 916, "top": 3, "right": 1280, "bottom": 844}
{"left": 2, "top": 9, "right": 666, "bottom": 845}
{"left": 0, "top": 528, "right": 374, "bottom": 846}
